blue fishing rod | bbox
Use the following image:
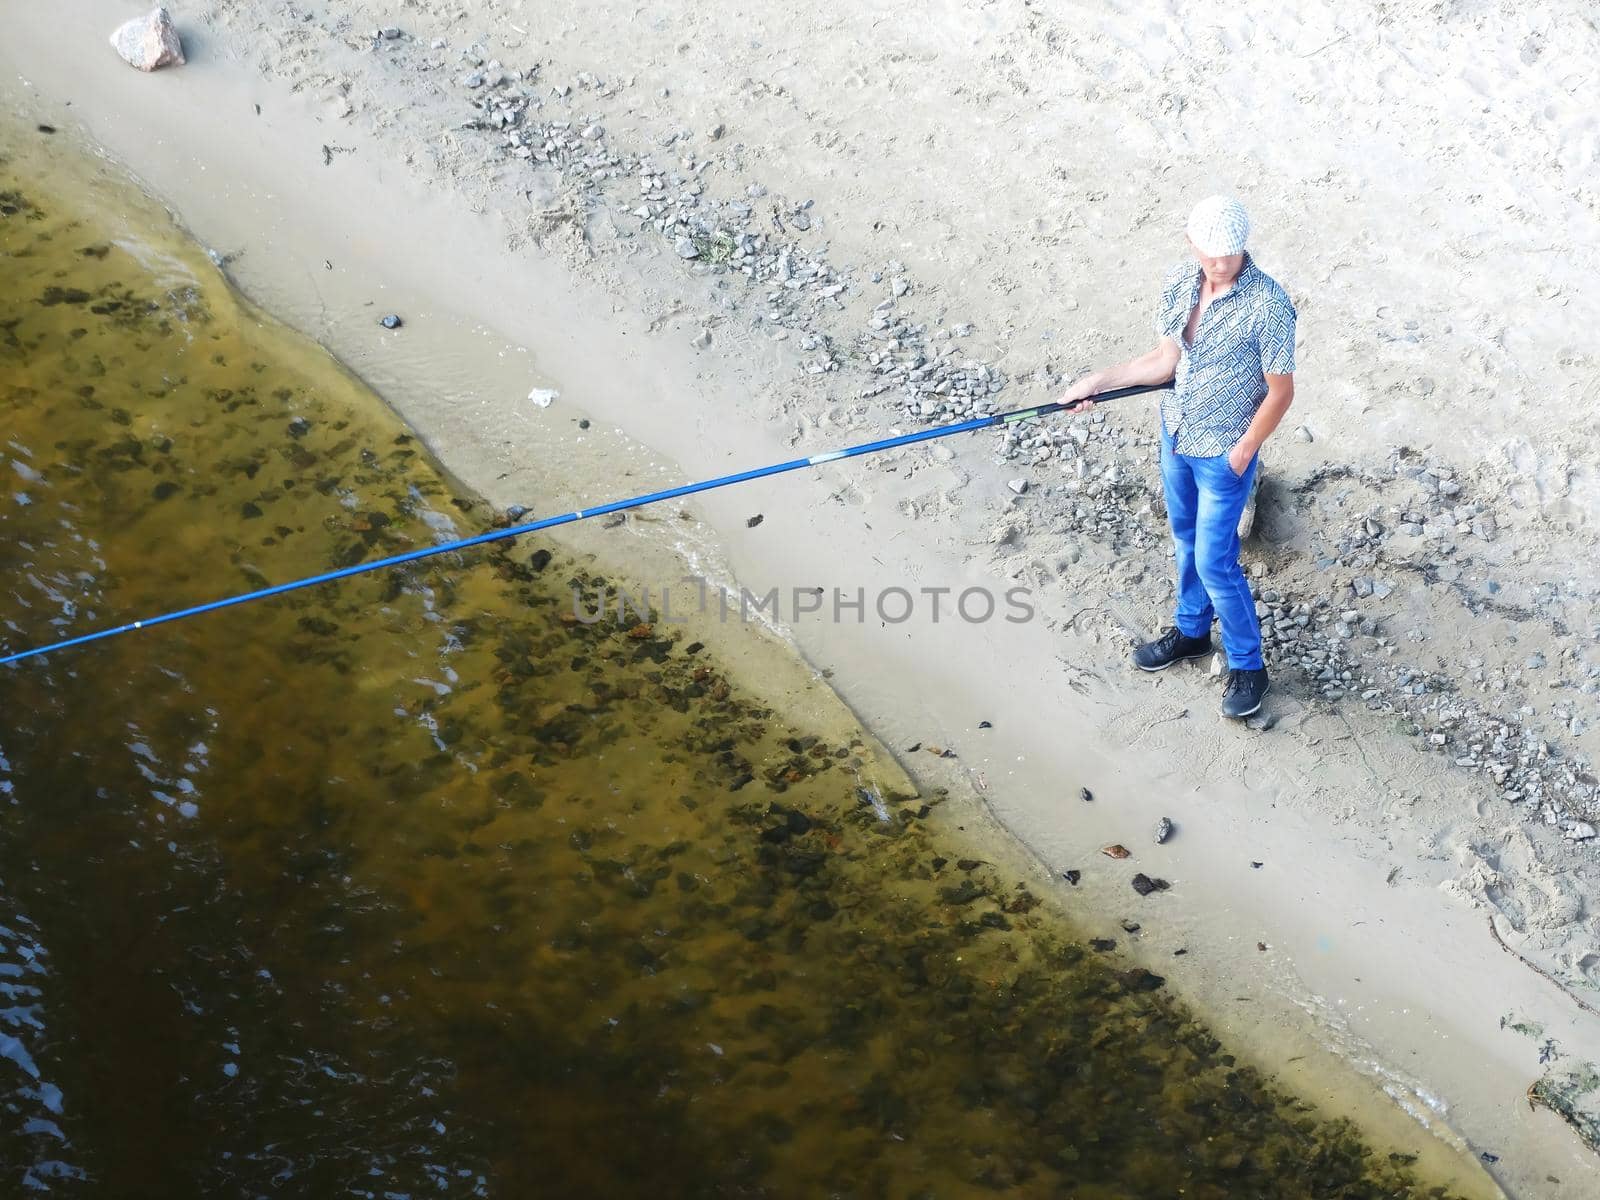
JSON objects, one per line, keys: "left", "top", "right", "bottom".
{"left": 0, "top": 381, "right": 1173, "bottom": 668}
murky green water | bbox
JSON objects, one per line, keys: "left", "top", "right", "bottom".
{"left": 0, "top": 132, "right": 1478, "bottom": 1198}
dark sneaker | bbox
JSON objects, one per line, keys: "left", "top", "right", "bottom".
{"left": 1132, "top": 626, "right": 1213, "bottom": 672}
{"left": 1222, "top": 668, "right": 1270, "bottom": 718}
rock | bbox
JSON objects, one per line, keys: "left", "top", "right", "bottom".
{"left": 1294, "top": 424, "right": 1314, "bottom": 442}
{"left": 527, "top": 387, "right": 558, "bottom": 408}
{"left": 1007, "top": 478, "right": 1028, "bottom": 495}
{"left": 1154, "top": 817, "right": 1174, "bottom": 844}
{"left": 379, "top": 314, "right": 403, "bottom": 330}
{"left": 1131, "top": 873, "right": 1170, "bottom": 896}
{"left": 1118, "top": 967, "right": 1166, "bottom": 991}
{"left": 1236, "top": 457, "right": 1262, "bottom": 539}
{"left": 691, "top": 328, "right": 712, "bottom": 349}
{"left": 1062, "top": 869, "right": 1081, "bottom": 885}
{"left": 1089, "top": 937, "right": 1117, "bottom": 952}
{"left": 1079, "top": 787, "right": 1093, "bottom": 802}
{"left": 1100, "top": 844, "right": 1131, "bottom": 860}
{"left": 1120, "top": 919, "right": 1141, "bottom": 933}
{"left": 110, "top": 7, "right": 185, "bottom": 72}
{"left": 1565, "top": 822, "right": 1597, "bottom": 841}
{"left": 674, "top": 236, "right": 699, "bottom": 258}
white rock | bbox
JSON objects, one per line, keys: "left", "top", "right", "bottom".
{"left": 1007, "top": 478, "right": 1028, "bottom": 495}
{"left": 527, "top": 387, "right": 558, "bottom": 408}
{"left": 110, "top": 6, "right": 186, "bottom": 72}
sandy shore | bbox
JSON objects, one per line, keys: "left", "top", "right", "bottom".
{"left": 5, "top": 1, "right": 1599, "bottom": 1194}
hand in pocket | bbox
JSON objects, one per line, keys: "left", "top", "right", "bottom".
{"left": 1227, "top": 441, "right": 1253, "bottom": 479}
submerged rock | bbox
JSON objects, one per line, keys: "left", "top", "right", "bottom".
{"left": 110, "top": 7, "right": 186, "bottom": 72}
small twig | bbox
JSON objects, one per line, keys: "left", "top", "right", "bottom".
{"left": 1487, "top": 914, "right": 1600, "bottom": 1019}
{"left": 1300, "top": 31, "right": 1349, "bottom": 58}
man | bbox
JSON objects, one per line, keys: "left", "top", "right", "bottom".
{"left": 1059, "top": 196, "right": 1297, "bottom": 718}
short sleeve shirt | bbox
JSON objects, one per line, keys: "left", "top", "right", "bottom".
{"left": 1154, "top": 252, "right": 1297, "bottom": 456}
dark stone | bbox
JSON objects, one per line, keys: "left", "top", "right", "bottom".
{"left": 578, "top": 418, "right": 591, "bottom": 429}
{"left": 931, "top": 856, "right": 947, "bottom": 870}
{"left": 1119, "top": 968, "right": 1165, "bottom": 991}
{"left": 529, "top": 549, "right": 552, "bottom": 571}
{"left": 379, "top": 314, "right": 403, "bottom": 329}
{"left": 287, "top": 417, "right": 311, "bottom": 438}
{"left": 1089, "top": 937, "right": 1116, "bottom": 952}
{"left": 241, "top": 502, "right": 264, "bottom": 519}
{"left": 38, "top": 287, "right": 93, "bottom": 307}
{"left": 151, "top": 481, "right": 181, "bottom": 500}
{"left": 939, "top": 879, "right": 984, "bottom": 906}
{"left": 1062, "top": 869, "right": 1080, "bottom": 885}
{"left": 978, "top": 720, "right": 992, "bottom": 729}
{"left": 1131, "top": 873, "right": 1171, "bottom": 896}
{"left": 978, "top": 911, "right": 1010, "bottom": 930}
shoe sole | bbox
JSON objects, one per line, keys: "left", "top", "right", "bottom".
{"left": 1134, "top": 649, "right": 1212, "bottom": 674}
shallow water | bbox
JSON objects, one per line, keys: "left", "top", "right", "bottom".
{"left": 0, "top": 130, "right": 1477, "bottom": 1197}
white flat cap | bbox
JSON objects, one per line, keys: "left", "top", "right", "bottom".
{"left": 1187, "top": 195, "right": 1250, "bottom": 257}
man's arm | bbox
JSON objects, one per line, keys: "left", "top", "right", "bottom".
{"left": 1058, "top": 338, "right": 1181, "bottom": 413}
{"left": 1227, "top": 372, "right": 1294, "bottom": 476}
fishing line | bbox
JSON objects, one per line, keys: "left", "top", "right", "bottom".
{"left": 0, "top": 382, "right": 1173, "bottom": 668}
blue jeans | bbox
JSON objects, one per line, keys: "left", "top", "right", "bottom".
{"left": 1159, "top": 426, "right": 1264, "bottom": 671}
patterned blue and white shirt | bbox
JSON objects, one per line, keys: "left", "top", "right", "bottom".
{"left": 1154, "top": 252, "right": 1297, "bottom": 457}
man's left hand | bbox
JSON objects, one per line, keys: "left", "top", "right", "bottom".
{"left": 1227, "top": 441, "right": 1255, "bottom": 478}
